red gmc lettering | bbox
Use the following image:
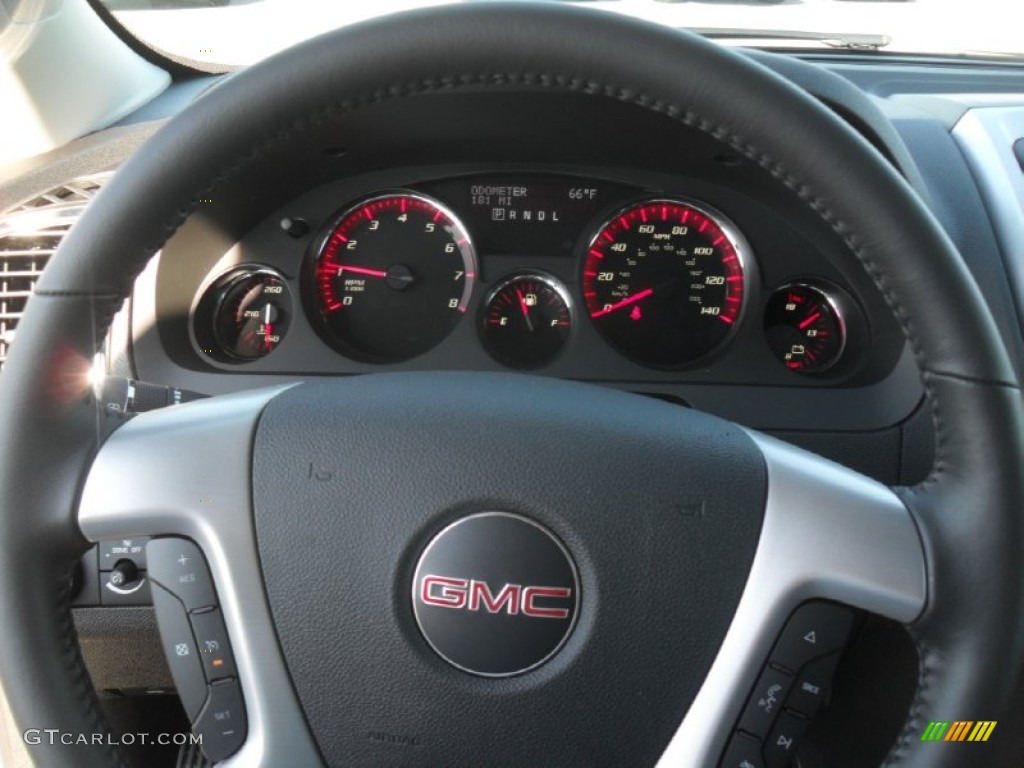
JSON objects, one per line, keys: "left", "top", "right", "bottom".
{"left": 521, "top": 587, "right": 572, "bottom": 619}
{"left": 469, "top": 581, "right": 520, "bottom": 614}
{"left": 420, "top": 576, "right": 468, "bottom": 608}
{"left": 420, "top": 575, "right": 572, "bottom": 619}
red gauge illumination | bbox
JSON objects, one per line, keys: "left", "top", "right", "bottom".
{"left": 195, "top": 267, "right": 291, "bottom": 362}
{"left": 582, "top": 199, "right": 747, "bottom": 368}
{"left": 312, "top": 192, "right": 477, "bottom": 362}
{"left": 764, "top": 283, "right": 847, "bottom": 374}
{"left": 481, "top": 273, "right": 572, "bottom": 369}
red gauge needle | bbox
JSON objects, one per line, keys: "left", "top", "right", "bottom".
{"left": 590, "top": 288, "right": 654, "bottom": 318}
{"left": 263, "top": 323, "right": 273, "bottom": 350}
{"left": 798, "top": 311, "right": 821, "bottom": 330}
{"left": 516, "top": 288, "right": 535, "bottom": 332}
{"left": 340, "top": 265, "right": 388, "bottom": 278}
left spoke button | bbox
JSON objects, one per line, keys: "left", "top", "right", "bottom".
{"left": 194, "top": 678, "right": 247, "bottom": 762}
{"left": 147, "top": 538, "right": 216, "bottom": 611}
{"left": 150, "top": 581, "right": 208, "bottom": 721}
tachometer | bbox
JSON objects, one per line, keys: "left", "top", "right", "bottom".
{"left": 582, "top": 199, "right": 748, "bottom": 368}
{"left": 312, "top": 192, "right": 477, "bottom": 362}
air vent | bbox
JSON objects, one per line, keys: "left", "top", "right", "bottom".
{"left": 9, "top": 175, "right": 109, "bottom": 213}
{"left": 0, "top": 173, "right": 112, "bottom": 370}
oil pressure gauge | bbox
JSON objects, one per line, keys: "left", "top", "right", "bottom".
{"left": 764, "top": 282, "right": 847, "bottom": 374}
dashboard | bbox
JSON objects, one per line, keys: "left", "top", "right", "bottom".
{"left": 190, "top": 172, "right": 867, "bottom": 375}
{"left": 145, "top": 162, "right": 913, "bottom": 434}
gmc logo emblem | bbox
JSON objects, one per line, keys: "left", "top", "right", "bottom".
{"left": 419, "top": 575, "right": 572, "bottom": 620}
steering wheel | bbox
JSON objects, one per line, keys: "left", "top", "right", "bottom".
{"left": 2, "top": 4, "right": 1022, "bottom": 767}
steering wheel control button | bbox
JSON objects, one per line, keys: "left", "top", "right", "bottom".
{"left": 769, "top": 601, "right": 854, "bottom": 673}
{"left": 147, "top": 537, "right": 217, "bottom": 611}
{"left": 723, "top": 604, "right": 855, "bottom": 767}
{"left": 412, "top": 512, "right": 579, "bottom": 677}
{"left": 719, "top": 731, "right": 765, "bottom": 768}
{"left": 190, "top": 607, "right": 238, "bottom": 682}
{"left": 150, "top": 581, "right": 208, "bottom": 721}
{"left": 193, "top": 678, "right": 247, "bottom": 763}
{"left": 764, "top": 711, "right": 810, "bottom": 768}
{"left": 785, "top": 652, "right": 841, "bottom": 718}
{"left": 738, "top": 666, "right": 795, "bottom": 739}
{"left": 99, "top": 536, "right": 148, "bottom": 569}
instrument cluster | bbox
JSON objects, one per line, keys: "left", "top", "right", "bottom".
{"left": 189, "top": 173, "right": 862, "bottom": 377}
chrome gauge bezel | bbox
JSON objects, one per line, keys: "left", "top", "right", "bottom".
{"left": 479, "top": 271, "right": 574, "bottom": 370}
{"left": 581, "top": 196, "right": 754, "bottom": 370}
{"left": 307, "top": 189, "right": 478, "bottom": 363}
{"left": 767, "top": 280, "right": 850, "bottom": 375}
{"left": 191, "top": 265, "right": 292, "bottom": 364}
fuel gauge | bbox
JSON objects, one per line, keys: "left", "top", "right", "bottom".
{"left": 764, "top": 282, "right": 847, "bottom": 374}
{"left": 481, "top": 273, "right": 571, "bottom": 369}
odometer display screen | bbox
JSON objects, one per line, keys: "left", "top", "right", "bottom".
{"left": 582, "top": 199, "right": 748, "bottom": 368}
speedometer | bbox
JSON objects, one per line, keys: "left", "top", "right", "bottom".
{"left": 311, "top": 192, "right": 477, "bottom": 363}
{"left": 582, "top": 199, "right": 748, "bottom": 368}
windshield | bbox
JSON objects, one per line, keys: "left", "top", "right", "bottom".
{"left": 101, "top": 0, "right": 1020, "bottom": 68}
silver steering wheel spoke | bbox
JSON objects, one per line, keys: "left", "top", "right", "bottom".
{"left": 658, "top": 431, "right": 927, "bottom": 766}
{"left": 78, "top": 385, "right": 322, "bottom": 768}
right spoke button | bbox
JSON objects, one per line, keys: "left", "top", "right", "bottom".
{"left": 720, "top": 731, "right": 765, "bottom": 768}
{"left": 769, "top": 601, "right": 853, "bottom": 673}
{"left": 147, "top": 538, "right": 217, "bottom": 612}
{"left": 786, "top": 652, "right": 841, "bottom": 718}
{"left": 764, "top": 711, "right": 809, "bottom": 768}
{"left": 738, "top": 666, "right": 794, "bottom": 738}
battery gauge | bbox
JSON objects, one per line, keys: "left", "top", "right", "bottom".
{"left": 764, "top": 282, "right": 847, "bottom": 374}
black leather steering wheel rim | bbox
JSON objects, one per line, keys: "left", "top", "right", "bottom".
{"left": 1, "top": 4, "right": 1022, "bottom": 766}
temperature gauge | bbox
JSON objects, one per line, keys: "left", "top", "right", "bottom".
{"left": 196, "top": 267, "right": 292, "bottom": 362}
{"left": 764, "top": 282, "right": 847, "bottom": 374}
{"left": 481, "top": 273, "right": 571, "bottom": 369}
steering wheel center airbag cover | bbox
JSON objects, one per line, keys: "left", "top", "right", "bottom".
{"left": 252, "top": 373, "right": 765, "bottom": 766}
